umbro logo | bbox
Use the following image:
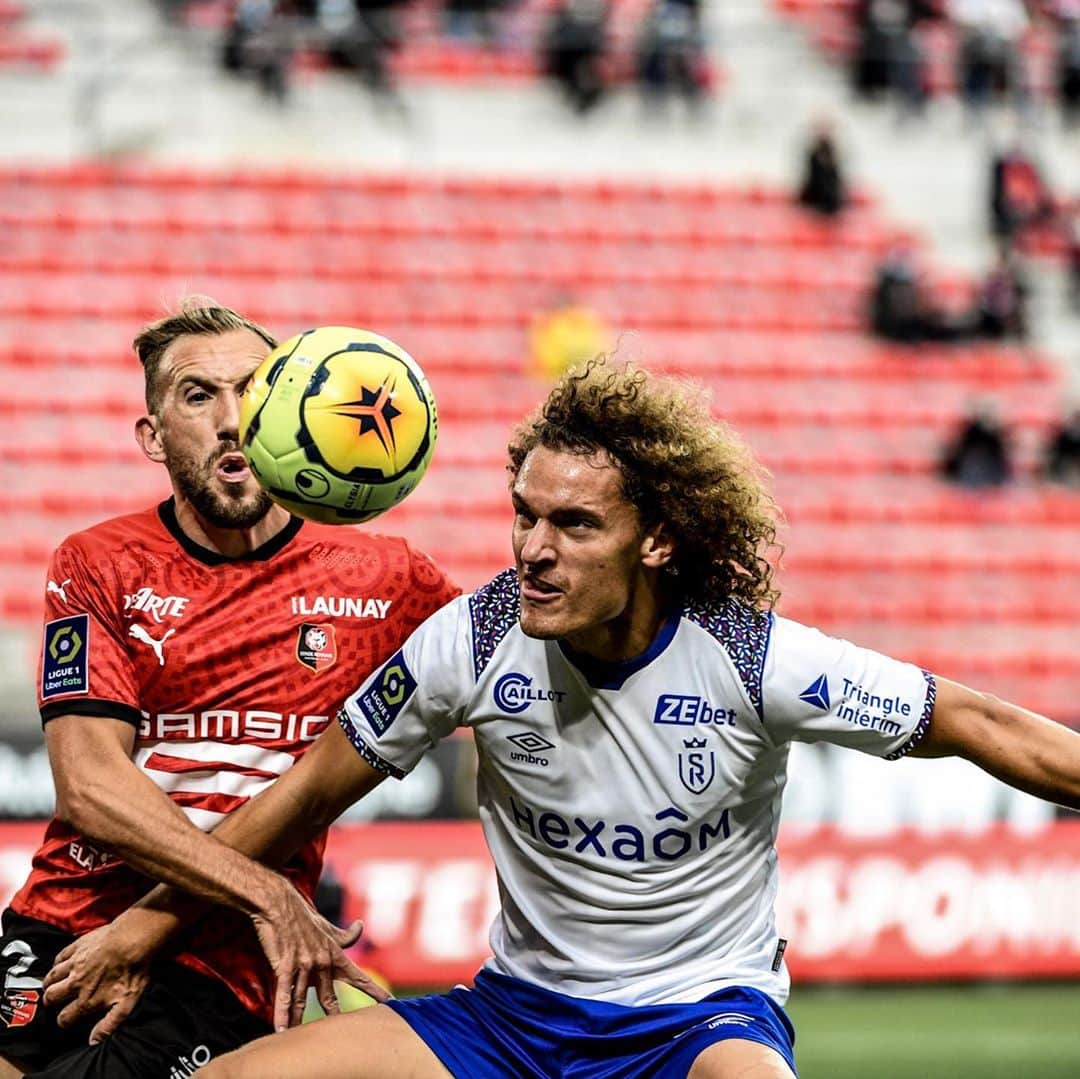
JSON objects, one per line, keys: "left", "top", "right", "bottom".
{"left": 507, "top": 732, "right": 555, "bottom": 754}
{"left": 798, "top": 674, "right": 831, "bottom": 711}
{"left": 507, "top": 731, "right": 555, "bottom": 767}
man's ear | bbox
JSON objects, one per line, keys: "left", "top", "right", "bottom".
{"left": 135, "top": 414, "right": 166, "bottom": 464}
{"left": 641, "top": 524, "right": 676, "bottom": 570}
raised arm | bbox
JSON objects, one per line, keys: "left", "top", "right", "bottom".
{"left": 911, "top": 676, "right": 1080, "bottom": 810}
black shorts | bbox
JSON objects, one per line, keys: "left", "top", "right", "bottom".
{"left": 0, "top": 910, "right": 271, "bottom": 1078}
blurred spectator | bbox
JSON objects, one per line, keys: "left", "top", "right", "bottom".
{"left": 323, "top": 0, "right": 407, "bottom": 107}
{"left": 635, "top": 0, "right": 709, "bottom": 114}
{"left": 870, "top": 244, "right": 924, "bottom": 341}
{"left": 989, "top": 139, "right": 1056, "bottom": 241}
{"left": 1043, "top": 409, "right": 1080, "bottom": 486}
{"left": 870, "top": 242, "right": 1032, "bottom": 344}
{"left": 155, "top": 0, "right": 191, "bottom": 23}
{"left": 1056, "top": 4, "right": 1080, "bottom": 125}
{"left": 870, "top": 243, "right": 962, "bottom": 342}
{"left": 541, "top": 0, "right": 609, "bottom": 115}
{"left": 949, "top": 0, "right": 1029, "bottom": 116}
{"left": 851, "top": 0, "right": 935, "bottom": 112}
{"left": 220, "top": 0, "right": 404, "bottom": 105}
{"left": 973, "top": 244, "right": 1029, "bottom": 339}
{"left": 1068, "top": 214, "right": 1080, "bottom": 311}
{"left": 941, "top": 401, "right": 1014, "bottom": 488}
{"left": 443, "top": 0, "right": 509, "bottom": 44}
{"left": 221, "top": 0, "right": 295, "bottom": 102}
{"left": 530, "top": 298, "right": 610, "bottom": 380}
{"left": 797, "top": 123, "right": 847, "bottom": 217}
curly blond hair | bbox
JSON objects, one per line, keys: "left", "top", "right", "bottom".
{"left": 507, "top": 357, "right": 781, "bottom": 610}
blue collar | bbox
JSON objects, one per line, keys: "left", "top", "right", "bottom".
{"left": 557, "top": 609, "right": 681, "bottom": 690}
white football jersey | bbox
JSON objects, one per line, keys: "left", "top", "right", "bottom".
{"left": 339, "top": 570, "right": 935, "bottom": 1007}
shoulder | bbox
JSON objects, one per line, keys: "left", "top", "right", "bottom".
{"left": 682, "top": 596, "right": 773, "bottom": 720}
{"left": 294, "top": 526, "right": 459, "bottom": 621}
{"left": 44, "top": 508, "right": 166, "bottom": 620}
{"left": 297, "top": 527, "right": 448, "bottom": 584}
{"left": 52, "top": 506, "right": 163, "bottom": 565}
{"left": 299, "top": 522, "right": 410, "bottom": 561}
{"left": 467, "top": 568, "right": 520, "bottom": 680}
{"left": 299, "top": 526, "right": 439, "bottom": 573}
{"left": 683, "top": 595, "right": 772, "bottom": 642}
{"left": 401, "top": 539, "right": 460, "bottom": 597}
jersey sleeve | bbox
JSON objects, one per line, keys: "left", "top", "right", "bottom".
{"left": 37, "top": 538, "right": 142, "bottom": 727}
{"left": 761, "top": 615, "right": 935, "bottom": 759}
{"left": 337, "top": 595, "right": 474, "bottom": 778}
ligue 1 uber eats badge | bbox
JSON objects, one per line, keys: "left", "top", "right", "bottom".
{"left": 297, "top": 623, "right": 337, "bottom": 673}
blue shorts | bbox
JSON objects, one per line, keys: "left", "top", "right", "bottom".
{"left": 388, "top": 969, "right": 796, "bottom": 1079}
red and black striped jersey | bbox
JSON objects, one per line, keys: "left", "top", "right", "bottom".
{"left": 17, "top": 498, "right": 459, "bottom": 1021}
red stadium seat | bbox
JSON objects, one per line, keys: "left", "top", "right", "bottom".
{"left": 0, "top": 165, "right": 1075, "bottom": 725}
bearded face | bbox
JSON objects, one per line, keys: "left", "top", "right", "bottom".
{"left": 145, "top": 329, "right": 277, "bottom": 535}
{"left": 167, "top": 440, "right": 274, "bottom": 530}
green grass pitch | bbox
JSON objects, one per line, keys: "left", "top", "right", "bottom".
{"left": 786, "top": 983, "right": 1080, "bottom": 1078}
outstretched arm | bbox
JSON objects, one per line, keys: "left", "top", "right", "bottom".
{"left": 45, "top": 720, "right": 388, "bottom": 1035}
{"left": 911, "top": 677, "right": 1080, "bottom": 809}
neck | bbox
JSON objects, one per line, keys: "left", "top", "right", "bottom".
{"left": 564, "top": 577, "right": 675, "bottom": 663}
{"left": 172, "top": 496, "right": 293, "bottom": 558}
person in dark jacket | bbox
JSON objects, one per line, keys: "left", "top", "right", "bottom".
{"left": 941, "top": 401, "right": 1013, "bottom": 488}
{"left": 798, "top": 123, "right": 847, "bottom": 217}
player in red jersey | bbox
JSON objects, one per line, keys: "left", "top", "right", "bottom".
{"left": 0, "top": 300, "right": 458, "bottom": 1079}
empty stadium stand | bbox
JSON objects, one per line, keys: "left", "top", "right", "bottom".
{"left": 0, "top": 164, "right": 1075, "bottom": 719}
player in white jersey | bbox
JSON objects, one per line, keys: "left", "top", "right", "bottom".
{"left": 44, "top": 359, "right": 1080, "bottom": 1079}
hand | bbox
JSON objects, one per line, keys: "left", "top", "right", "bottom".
{"left": 42, "top": 922, "right": 152, "bottom": 1044}
{"left": 251, "top": 877, "right": 392, "bottom": 1032}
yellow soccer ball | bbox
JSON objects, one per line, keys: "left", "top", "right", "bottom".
{"left": 240, "top": 327, "right": 437, "bottom": 524}
{"left": 302, "top": 974, "right": 393, "bottom": 1024}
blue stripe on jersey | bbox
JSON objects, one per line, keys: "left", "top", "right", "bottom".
{"left": 557, "top": 608, "right": 681, "bottom": 690}
{"left": 468, "top": 569, "right": 521, "bottom": 681}
{"left": 389, "top": 969, "right": 797, "bottom": 1078}
{"left": 683, "top": 599, "right": 773, "bottom": 721}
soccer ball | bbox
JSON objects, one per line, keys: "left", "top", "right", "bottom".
{"left": 239, "top": 327, "right": 437, "bottom": 524}
{"left": 302, "top": 976, "right": 391, "bottom": 1025}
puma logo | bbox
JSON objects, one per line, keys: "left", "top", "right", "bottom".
{"left": 129, "top": 624, "right": 175, "bottom": 667}
{"left": 47, "top": 579, "right": 71, "bottom": 603}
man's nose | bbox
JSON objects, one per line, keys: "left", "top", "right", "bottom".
{"left": 520, "top": 520, "right": 556, "bottom": 564}
{"left": 218, "top": 391, "right": 243, "bottom": 439}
